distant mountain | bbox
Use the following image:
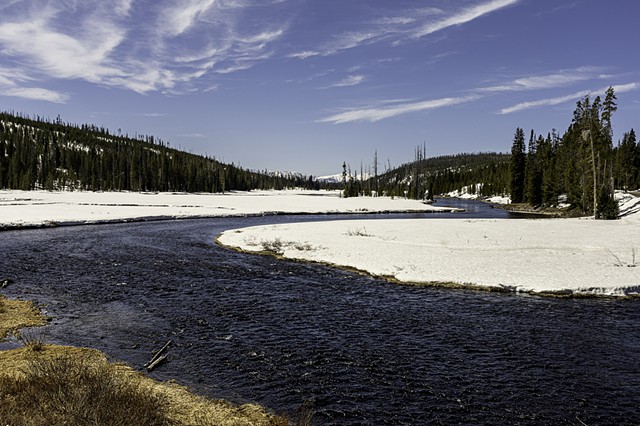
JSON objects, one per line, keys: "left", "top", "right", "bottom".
{"left": 317, "top": 172, "right": 372, "bottom": 183}
{"left": 316, "top": 174, "right": 342, "bottom": 184}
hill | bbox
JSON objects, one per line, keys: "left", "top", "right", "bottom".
{"left": 342, "top": 151, "right": 510, "bottom": 199}
{"left": 0, "top": 112, "right": 316, "bottom": 193}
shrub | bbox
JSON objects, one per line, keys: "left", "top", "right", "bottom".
{"left": 16, "top": 328, "right": 47, "bottom": 352}
{"left": 346, "top": 227, "right": 371, "bottom": 237}
{"left": 261, "top": 238, "right": 285, "bottom": 254}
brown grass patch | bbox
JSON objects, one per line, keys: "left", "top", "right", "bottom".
{"left": 0, "top": 295, "right": 46, "bottom": 340}
{"left": 0, "top": 296, "right": 294, "bottom": 425}
{"left": 0, "top": 295, "right": 302, "bottom": 426}
{"left": 0, "top": 344, "right": 288, "bottom": 426}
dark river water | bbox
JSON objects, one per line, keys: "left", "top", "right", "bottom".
{"left": 1, "top": 199, "right": 639, "bottom": 424}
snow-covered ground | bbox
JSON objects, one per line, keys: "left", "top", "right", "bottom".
{"left": 218, "top": 192, "right": 640, "bottom": 297}
{"left": 3, "top": 188, "right": 639, "bottom": 297}
{"left": 0, "top": 189, "right": 454, "bottom": 229}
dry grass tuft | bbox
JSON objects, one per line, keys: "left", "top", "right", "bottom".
{"left": 15, "top": 328, "right": 47, "bottom": 351}
{"left": 0, "top": 345, "right": 289, "bottom": 426}
{"left": 0, "top": 296, "right": 46, "bottom": 341}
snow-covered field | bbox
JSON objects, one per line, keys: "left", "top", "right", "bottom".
{"left": 0, "top": 189, "right": 454, "bottom": 229}
{"left": 3, "top": 188, "right": 639, "bottom": 297}
{"left": 218, "top": 192, "right": 640, "bottom": 297}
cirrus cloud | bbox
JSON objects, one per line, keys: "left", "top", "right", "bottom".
{"left": 289, "top": 0, "right": 518, "bottom": 60}
{"left": 0, "top": 0, "right": 288, "bottom": 102}
{"left": 318, "top": 94, "right": 481, "bottom": 124}
{"left": 500, "top": 82, "right": 640, "bottom": 114}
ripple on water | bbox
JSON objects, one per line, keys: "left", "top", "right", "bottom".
{"left": 1, "top": 205, "right": 639, "bottom": 424}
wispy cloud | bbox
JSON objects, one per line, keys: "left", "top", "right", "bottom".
{"left": 1, "top": 86, "right": 69, "bottom": 103}
{"left": 412, "top": 0, "right": 519, "bottom": 39}
{"left": 161, "top": 0, "right": 216, "bottom": 37}
{"left": 290, "top": 0, "right": 518, "bottom": 60}
{"left": 535, "top": 2, "right": 578, "bottom": 17}
{"left": 327, "top": 75, "right": 366, "bottom": 88}
{"left": 500, "top": 82, "right": 640, "bottom": 114}
{"left": 318, "top": 94, "right": 481, "bottom": 124}
{"left": 139, "top": 112, "right": 169, "bottom": 117}
{"left": 0, "top": 65, "right": 69, "bottom": 103}
{"left": 0, "top": 0, "right": 288, "bottom": 100}
{"left": 316, "top": 64, "right": 635, "bottom": 124}
{"left": 288, "top": 31, "right": 383, "bottom": 60}
{"left": 478, "top": 67, "right": 608, "bottom": 93}
{"left": 114, "top": 0, "right": 134, "bottom": 17}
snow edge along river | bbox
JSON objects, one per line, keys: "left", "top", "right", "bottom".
{"left": 0, "top": 189, "right": 458, "bottom": 230}
{"left": 217, "top": 192, "right": 640, "bottom": 298}
{"left": 2, "top": 189, "right": 640, "bottom": 297}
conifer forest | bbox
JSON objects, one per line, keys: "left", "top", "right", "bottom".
{"left": 343, "top": 87, "right": 639, "bottom": 221}
{"left": 2, "top": 86, "right": 639, "bottom": 222}
{"left": 509, "top": 87, "right": 639, "bottom": 219}
{"left": 0, "top": 112, "right": 318, "bottom": 193}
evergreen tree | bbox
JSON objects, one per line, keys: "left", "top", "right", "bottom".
{"left": 509, "top": 128, "right": 526, "bottom": 203}
{"left": 540, "top": 132, "right": 558, "bottom": 206}
{"left": 616, "top": 129, "right": 637, "bottom": 190}
{"left": 524, "top": 131, "right": 543, "bottom": 205}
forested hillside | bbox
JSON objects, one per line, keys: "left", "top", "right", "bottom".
{"left": 342, "top": 149, "right": 510, "bottom": 199}
{"left": 509, "top": 87, "right": 640, "bottom": 219}
{"left": 0, "top": 112, "right": 317, "bottom": 192}
{"left": 342, "top": 87, "right": 640, "bottom": 221}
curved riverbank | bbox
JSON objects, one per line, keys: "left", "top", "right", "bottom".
{"left": 0, "top": 297, "right": 287, "bottom": 425}
{"left": 217, "top": 212, "right": 640, "bottom": 298}
{"left": 216, "top": 238, "right": 640, "bottom": 299}
{"left": 0, "top": 189, "right": 459, "bottom": 231}
{"left": 3, "top": 216, "right": 640, "bottom": 424}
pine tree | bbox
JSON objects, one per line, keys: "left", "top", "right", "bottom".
{"left": 509, "top": 128, "right": 526, "bottom": 203}
{"left": 616, "top": 129, "right": 637, "bottom": 190}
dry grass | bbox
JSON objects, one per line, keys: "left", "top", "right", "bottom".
{"left": 0, "top": 295, "right": 46, "bottom": 340}
{"left": 0, "top": 344, "right": 289, "bottom": 426}
{"left": 0, "top": 346, "right": 172, "bottom": 425}
{"left": 0, "top": 296, "right": 291, "bottom": 425}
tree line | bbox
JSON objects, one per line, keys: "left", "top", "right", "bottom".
{"left": 342, "top": 148, "right": 510, "bottom": 200}
{"left": 509, "top": 87, "right": 639, "bottom": 219}
{"left": 0, "top": 112, "right": 319, "bottom": 192}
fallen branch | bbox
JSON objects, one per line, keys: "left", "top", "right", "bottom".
{"left": 144, "top": 340, "right": 172, "bottom": 372}
{"left": 146, "top": 354, "right": 168, "bottom": 372}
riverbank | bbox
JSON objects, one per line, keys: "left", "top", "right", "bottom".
{"left": 218, "top": 192, "right": 640, "bottom": 297}
{"left": 0, "top": 189, "right": 457, "bottom": 230}
{"left": 0, "top": 297, "right": 287, "bottom": 425}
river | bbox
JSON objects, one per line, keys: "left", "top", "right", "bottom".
{"left": 1, "top": 199, "right": 639, "bottom": 424}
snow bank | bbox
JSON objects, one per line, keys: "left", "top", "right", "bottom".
{"left": 616, "top": 191, "right": 640, "bottom": 217}
{"left": 218, "top": 193, "right": 640, "bottom": 297}
{"left": 0, "top": 189, "right": 455, "bottom": 229}
{"left": 4, "top": 188, "right": 638, "bottom": 297}
{"left": 444, "top": 184, "right": 510, "bottom": 204}
{"left": 484, "top": 195, "right": 511, "bottom": 205}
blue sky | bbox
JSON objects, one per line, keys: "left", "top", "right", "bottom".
{"left": 1, "top": 0, "right": 639, "bottom": 176}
